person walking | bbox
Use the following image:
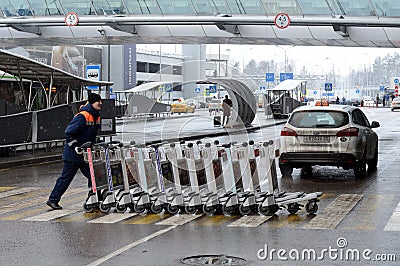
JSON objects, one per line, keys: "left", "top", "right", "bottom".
{"left": 46, "top": 93, "right": 102, "bottom": 210}
{"left": 222, "top": 95, "right": 232, "bottom": 127}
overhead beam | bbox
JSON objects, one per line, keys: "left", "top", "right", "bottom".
{"left": 0, "top": 15, "right": 400, "bottom": 28}
{"left": 9, "top": 25, "right": 42, "bottom": 35}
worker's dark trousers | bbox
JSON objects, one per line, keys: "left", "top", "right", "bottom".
{"left": 48, "top": 160, "right": 91, "bottom": 203}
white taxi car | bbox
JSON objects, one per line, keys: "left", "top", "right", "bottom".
{"left": 391, "top": 97, "right": 400, "bottom": 111}
{"left": 279, "top": 104, "right": 380, "bottom": 179}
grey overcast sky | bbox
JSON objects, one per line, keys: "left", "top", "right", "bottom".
{"left": 139, "top": 44, "right": 399, "bottom": 76}
{"left": 208, "top": 44, "right": 399, "bottom": 76}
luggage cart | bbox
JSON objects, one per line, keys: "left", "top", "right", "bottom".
{"left": 148, "top": 143, "right": 184, "bottom": 214}
{"left": 96, "top": 141, "right": 121, "bottom": 213}
{"left": 215, "top": 143, "right": 240, "bottom": 216}
{"left": 180, "top": 142, "right": 203, "bottom": 214}
{"left": 79, "top": 142, "right": 111, "bottom": 213}
{"left": 255, "top": 141, "right": 323, "bottom": 215}
{"left": 164, "top": 142, "right": 186, "bottom": 214}
{"left": 126, "top": 144, "right": 152, "bottom": 213}
{"left": 113, "top": 141, "right": 142, "bottom": 213}
{"left": 198, "top": 141, "right": 221, "bottom": 215}
{"left": 232, "top": 142, "right": 258, "bottom": 215}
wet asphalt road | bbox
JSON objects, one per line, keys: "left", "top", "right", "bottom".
{"left": 0, "top": 108, "right": 399, "bottom": 265}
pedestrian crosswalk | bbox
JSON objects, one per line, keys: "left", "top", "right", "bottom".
{"left": 0, "top": 186, "right": 399, "bottom": 231}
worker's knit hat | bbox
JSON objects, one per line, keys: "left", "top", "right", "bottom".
{"left": 88, "top": 93, "right": 102, "bottom": 104}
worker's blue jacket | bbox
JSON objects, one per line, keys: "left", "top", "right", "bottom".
{"left": 62, "top": 104, "right": 101, "bottom": 163}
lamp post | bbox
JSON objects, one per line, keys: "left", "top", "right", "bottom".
{"left": 275, "top": 45, "right": 295, "bottom": 73}
{"left": 241, "top": 47, "right": 253, "bottom": 74}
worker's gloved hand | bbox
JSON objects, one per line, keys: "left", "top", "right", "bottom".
{"left": 75, "top": 147, "right": 83, "bottom": 155}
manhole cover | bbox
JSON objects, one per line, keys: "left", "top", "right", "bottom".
{"left": 181, "top": 254, "right": 247, "bottom": 265}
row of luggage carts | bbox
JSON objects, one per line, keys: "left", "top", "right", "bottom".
{"left": 78, "top": 139, "right": 322, "bottom": 216}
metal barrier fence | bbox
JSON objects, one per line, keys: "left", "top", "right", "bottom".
{"left": 0, "top": 100, "right": 116, "bottom": 156}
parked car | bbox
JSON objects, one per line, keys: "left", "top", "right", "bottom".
{"left": 391, "top": 97, "right": 400, "bottom": 111}
{"left": 279, "top": 104, "right": 380, "bottom": 179}
{"left": 186, "top": 98, "right": 206, "bottom": 109}
{"left": 362, "top": 96, "right": 375, "bottom": 107}
{"left": 207, "top": 98, "right": 223, "bottom": 113}
{"left": 170, "top": 101, "right": 195, "bottom": 114}
{"left": 350, "top": 97, "right": 362, "bottom": 106}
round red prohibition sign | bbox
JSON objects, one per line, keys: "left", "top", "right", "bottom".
{"left": 65, "top": 12, "right": 79, "bottom": 26}
{"left": 274, "top": 12, "right": 290, "bottom": 29}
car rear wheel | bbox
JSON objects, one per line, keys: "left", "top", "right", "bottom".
{"left": 354, "top": 153, "right": 366, "bottom": 179}
{"left": 368, "top": 146, "right": 378, "bottom": 171}
{"left": 279, "top": 165, "right": 293, "bottom": 177}
{"left": 300, "top": 166, "right": 312, "bottom": 178}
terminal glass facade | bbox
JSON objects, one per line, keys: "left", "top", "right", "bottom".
{"left": 1, "top": 0, "right": 400, "bottom": 17}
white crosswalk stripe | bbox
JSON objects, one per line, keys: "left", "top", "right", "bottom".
{"left": 23, "top": 209, "right": 80, "bottom": 221}
{"left": 0, "top": 187, "right": 85, "bottom": 215}
{"left": 0, "top": 187, "right": 40, "bottom": 199}
{"left": 2, "top": 189, "right": 400, "bottom": 232}
{"left": 228, "top": 215, "right": 273, "bottom": 227}
{"left": 88, "top": 213, "right": 137, "bottom": 224}
{"left": 304, "top": 194, "right": 363, "bottom": 229}
{"left": 384, "top": 201, "right": 400, "bottom": 231}
{"left": 156, "top": 214, "right": 203, "bottom": 226}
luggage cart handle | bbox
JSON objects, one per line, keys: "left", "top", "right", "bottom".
{"left": 76, "top": 141, "right": 93, "bottom": 153}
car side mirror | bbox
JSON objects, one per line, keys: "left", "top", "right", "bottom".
{"left": 371, "top": 121, "right": 380, "bottom": 128}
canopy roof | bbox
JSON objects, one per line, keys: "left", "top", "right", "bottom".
{"left": 0, "top": 49, "right": 113, "bottom": 87}
{"left": 114, "top": 81, "right": 179, "bottom": 93}
{"left": 267, "top": 80, "right": 307, "bottom": 91}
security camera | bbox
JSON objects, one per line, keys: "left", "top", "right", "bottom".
{"left": 97, "top": 29, "right": 105, "bottom": 35}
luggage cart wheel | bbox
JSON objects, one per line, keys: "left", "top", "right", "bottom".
{"left": 150, "top": 203, "right": 163, "bottom": 214}
{"left": 83, "top": 203, "right": 94, "bottom": 213}
{"left": 239, "top": 204, "right": 252, "bottom": 216}
{"left": 115, "top": 203, "right": 127, "bottom": 213}
{"left": 167, "top": 204, "right": 180, "bottom": 215}
{"left": 132, "top": 203, "right": 146, "bottom": 214}
{"left": 305, "top": 201, "right": 318, "bottom": 214}
{"left": 99, "top": 202, "right": 111, "bottom": 213}
{"left": 287, "top": 203, "right": 300, "bottom": 215}
{"left": 185, "top": 205, "right": 198, "bottom": 215}
{"left": 202, "top": 205, "right": 217, "bottom": 216}
{"left": 258, "top": 204, "right": 279, "bottom": 216}
{"left": 221, "top": 205, "right": 235, "bottom": 216}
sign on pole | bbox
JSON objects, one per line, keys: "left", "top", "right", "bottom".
{"left": 324, "top": 83, "right": 333, "bottom": 91}
{"left": 86, "top": 65, "right": 100, "bottom": 90}
{"left": 209, "top": 85, "right": 217, "bottom": 93}
{"left": 165, "top": 84, "right": 173, "bottom": 93}
{"left": 274, "top": 13, "right": 290, "bottom": 29}
{"left": 266, "top": 73, "right": 274, "bottom": 82}
{"left": 65, "top": 12, "right": 79, "bottom": 26}
{"left": 280, "top": 73, "right": 293, "bottom": 82}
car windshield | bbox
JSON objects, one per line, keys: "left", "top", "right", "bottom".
{"left": 288, "top": 110, "right": 349, "bottom": 128}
